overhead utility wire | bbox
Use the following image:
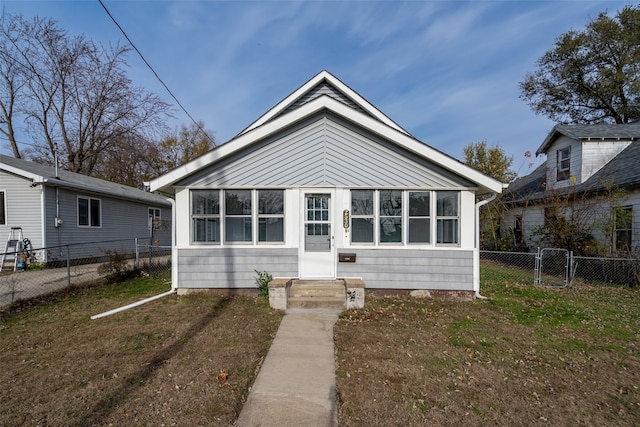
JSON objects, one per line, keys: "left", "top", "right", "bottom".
{"left": 97, "top": 0, "right": 216, "bottom": 147}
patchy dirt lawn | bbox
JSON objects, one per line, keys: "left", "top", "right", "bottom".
{"left": 0, "top": 278, "right": 282, "bottom": 426}
{"left": 335, "top": 271, "right": 640, "bottom": 426}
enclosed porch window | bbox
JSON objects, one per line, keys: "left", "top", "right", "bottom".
{"left": 349, "top": 190, "right": 459, "bottom": 246}
{"left": 191, "top": 189, "right": 284, "bottom": 244}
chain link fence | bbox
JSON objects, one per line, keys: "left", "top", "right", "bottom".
{"left": 1, "top": 238, "right": 171, "bottom": 309}
{"left": 481, "top": 249, "right": 640, "bottom": 288}
{"left": 4, "top": 243, "right": 637, "bottom": 310}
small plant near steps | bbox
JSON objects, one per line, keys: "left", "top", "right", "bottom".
{"left": 255, "top": 270, "right": 273, "bottom": 298}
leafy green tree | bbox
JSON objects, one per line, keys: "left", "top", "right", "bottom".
{"left": 463, "top": 141, "right": 517, "bottom": 183}
{"left": 463, "top": 141, "right": 517, "bottom": 250}
{"left": 520, "top": 5, "right": 640, "bottom": 124}
{"left": 147, "top": 121, "right": 216, "bottom": 176}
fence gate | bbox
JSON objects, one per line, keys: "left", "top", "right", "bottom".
{"left": 535, "top": 248, "right": 572, "bottom": 287}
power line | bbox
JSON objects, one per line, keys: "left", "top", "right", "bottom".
{"left": 97, "top": 0, "right": 217, "bottom": 147}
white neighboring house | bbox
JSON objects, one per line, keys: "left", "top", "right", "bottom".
{"left": 503, "top": 123, "right": 640, "bottom": 254}
{"left": 0, "top": 154, "right": 172, "bottom": 264}
{"left": 148, "top": 71, "right": 503, "bottom": 299}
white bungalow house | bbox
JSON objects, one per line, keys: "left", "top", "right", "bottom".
{"left": 0, "top": 154, "right": 172, "bottom": 266}
{"left": 502, "top": 122, "right": 640, "bottom": 254}
{"left": 148, "top": 71, "right": 503, "bottom": 305}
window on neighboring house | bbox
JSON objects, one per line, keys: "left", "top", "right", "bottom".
{"left": 149, "top": 208, "right": 161, "bottom": 221}
{"left": 0, "top": 191, "right": 5, "bottom": 225}
{"left": 557, "top": 147, "right": 571, "bottom": 181}
{"left": 351, "top": 190, "right": 374, "bottom": 243}
{"left": 614, "top": 206, "right": 633, "bottom": 252}
{"left": 148, "top": 207, "right": 162, "bottom": 233}
{"left": 379, "top": 190, "right": 402, "bottom": 243}
{"left": 514, "top": 215, "right": 524, "bottom": 245}
{"left": 258, "top": 190, "right": 284, "bottom": 242}
{"left": 78, "top": 197, "right": 101, "bottom": 227}
{"left": 436, "top": 191, "right": 459, "bottom": 244}
{"left": 192, "top": 190, "right": 220, "bottom": 243}
{"left": 225, "top": 190, "right": 252, "bottom": 242}
{"left": 408, "top": 191, "right": 430, "bottom": 243}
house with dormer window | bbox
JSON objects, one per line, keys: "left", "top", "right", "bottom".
{"left": 148, "top": 71, "right": 503, "bottom": 305}
{"left": 502, "top": 123, "right": 640, "bottom": 254}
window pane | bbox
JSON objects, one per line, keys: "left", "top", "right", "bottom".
{"left": 409, "top": 218, "right": 430, "bottom": 243}
{"left": 409, "top": 192, "right": 430, "bottom": 216}
{"left": 380, "top": 190, "right": 402, "bottom": 216}
{"left": 193, "top": 218, "right": 220, "bottom": 242}
{"left": 225, "top": 190, "right": 251, "bottom": 215}
{"left": 192, "top": 191, "right": 219, "bottom": 215}
{"left": 352, "top": 218, "right": 374, "bottom": 243}
{"left": 437, "top": 219, "right": 458, "bottom": 244}
{"left": 380, "top": 217, "right": 402, "bottom": 243}
{"left": 78, "top": 198, "right": 89, "bottom": 226}
{"left": 90, "top": 199, "right": 101, "bottom": 227}
{"left": 259, "top": 190, "right": 283, "bottom": 214}
{"left": 259, "top": 218, "right": 284, "bottom": 242}
{"left": 351, "top": 190, "right": 373, "bottom": 215}
{"left": 225, "top": 217, "right": 252, "bottom": 242}
{"left": 437, "top": 192, "right": 458, "bottom": 216}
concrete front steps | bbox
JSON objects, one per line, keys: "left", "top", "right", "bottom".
{"left": 289, "top": 280, "right": 346, "bottom": 309}
{"left": 268, "top": 278, "right": 365, "bottom": 311}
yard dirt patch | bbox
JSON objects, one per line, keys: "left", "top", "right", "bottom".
{"left": 335, "top": 277, "right": 640, "bottom": 426}
{"left": 0, "top": 278, "right": 282, "bottom": 426}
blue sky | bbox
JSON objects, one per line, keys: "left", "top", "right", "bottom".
{"left": 1, "top": 0, "right": 631, "bottom": 176}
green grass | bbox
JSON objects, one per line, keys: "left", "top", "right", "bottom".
{"left": 336, "top": 260, "right": 640, "bottom": 426}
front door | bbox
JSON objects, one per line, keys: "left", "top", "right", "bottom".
{"left": 300, "top": 192, "right": 335, "bottom": 279}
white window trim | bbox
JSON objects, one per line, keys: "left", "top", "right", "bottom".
{"left": 349, "top": 189, "right": 461, "bottom": 248}
{"left": 257, "top": 189, "right": 286, "bottom": 245}
{"left": 77, "top": 196, "right": 102, "bottom": 228}
{"left": 557, "top": 146, "right": 571, "bottom": 181}
{"left": 191, "top": 190, "right": 221, "bottom": 245}
{"left": 148, "top": 207, "right": 161, "bottom": 220}
{"left": 190, "top": 189, "right": 286, "bottom": 246}
{"left": 435, "top": 191, "right": 460, "bottom": 247}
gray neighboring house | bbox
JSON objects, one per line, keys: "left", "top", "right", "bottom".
{"left": 503, "top": 122, "right": 640, "bottom": 253}
{"left": 0, "top": 154, "right": 172, "bottom": 263}
{"left": 149, "top": 71, "right": 503, "bottom": 298}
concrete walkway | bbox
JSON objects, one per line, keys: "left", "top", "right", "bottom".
{"left": 235, "top": 308, "right": 340, "bottom": 427}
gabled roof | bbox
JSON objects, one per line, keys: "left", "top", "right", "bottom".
{"left": 536, "top": 122, "right": 640, "bottom": 155}
{"left": 238, "top": 70, "right": 411, "bottom": 137}
{"left": 1, "top": 154, "right": 170, "bottom": 206}
{"left": 149, "top": 71, "right": 503, "bottom": 196}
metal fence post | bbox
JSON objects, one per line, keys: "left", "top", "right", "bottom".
{"left": 66, "top": 245, "right": 71, "bottom": 286}
{"left": 135, "top": 238, "right": 139, "bottom": 270}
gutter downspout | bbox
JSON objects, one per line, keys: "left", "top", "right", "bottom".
{"left": 474, "top": 192, "right": 498, "bottom": 300}
{"left": 91, "top": 197, "right": 178, "bottom": 319}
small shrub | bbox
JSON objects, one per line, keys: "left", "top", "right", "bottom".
{"left": 98, "top": 250, "right": 139, "bottom": 283}
{"left": 255, "top": 270, "right": 273, "bottom": 298}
